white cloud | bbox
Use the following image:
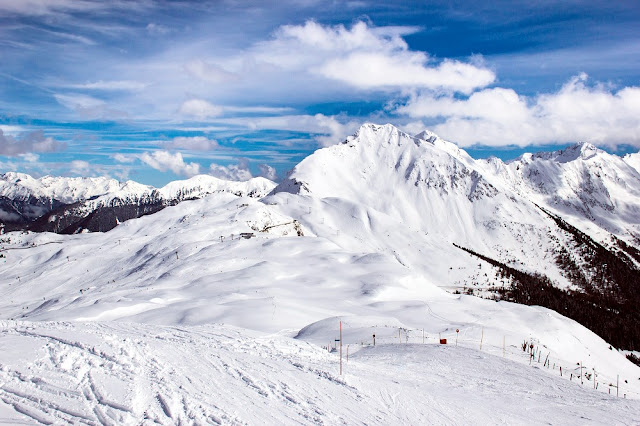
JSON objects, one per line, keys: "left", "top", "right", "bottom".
{"left": 19, "top": 153, "right": 40, "bottom": 162}
{"left": 70, "top": 160, "right": 91, "bottom": 175}
{"left": 250, "top": 20, "right": 495, "bottom": 93}
{"left": 258, "top": 164, "right": 277, "bottom": 181}
{"left": 66, "top": 80, "right": 147, "bottom": 91}
{"left": 54, "top": 93, "right": 105, "bottom": 110}
{"left": 163, "top": 136, "right": 218, "bottom": 151}
{"left": 179, "top": 99, "right": 224, "bottom": 119}
{"left": 208, "top": 158, "right": 254, "bottom": 181}
{"left": 112, "top": 153, "right": 135, "bottom": 163}
{"left": 223, "top": 113, "right": 360, "bottom": 146}
{"left": 396, "top": 74, "right": 640, "bottom": 147}
{"left": 54, "top": 93, "right": 127, "bottom": 119}
{"left": 320, "top": 53, "right": 495, "bottom": 94}
{"left": 184, "top": 60, "right": 238, "bottom": 83}
{"left": 0, "top": 0, "right": 146, "bottom": 17}
{"left": 146, "top": 23, "right": 170, "bottom": 36}
{"left": 223, "top": 106, "right": 293, "bottom": 114}
{"left": 0, "top": 129, "right": 66, "bottom": 156}
{"left": 0, "top": 0, "right": 100, "bottom": 16}
{"left": 140, "top": 150, "right": 200, "bottom": 177}
{"left": 177, "top": 99, "right": 292, "bottom": 120}
{"left": 0, "top": 125, "right": 26, "bottom": 134}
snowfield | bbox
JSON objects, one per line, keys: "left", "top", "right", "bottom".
{"left": 1, "top": 124, "right": 640, "bottom": 423}
{"left": 1, "top": 321, "right": 639, "bottom": 425}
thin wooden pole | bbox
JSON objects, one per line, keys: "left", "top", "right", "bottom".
{"left": 480, "top": 327, "right": 484, "bottom": 351}
{"left": 502, "top": 336, "right": 505, "bottom": 358}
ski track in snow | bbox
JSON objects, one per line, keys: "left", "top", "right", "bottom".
{"left": 1, "top": 321, "right": 639, "bottom": 425}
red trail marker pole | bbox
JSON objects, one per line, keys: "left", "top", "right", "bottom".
{"left": 340, "top": 321, "right": 343, "bottom": 376}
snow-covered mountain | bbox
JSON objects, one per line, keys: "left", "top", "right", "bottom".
{"left": 480, "top": 143, "right": 640, "bottom": 238}
{"left": 269, "top": 123, "right": 640, "bottom": 349}
{"left": 1, "top": 124, "right": 640, "bottom": 423}
{"left": 0, "top": 172, "right": 275, "bottom": 233}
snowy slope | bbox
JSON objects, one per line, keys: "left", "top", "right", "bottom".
{"left": 269, "top": 123, "right": 576, "bottom": 290}
{"left": 624, "top": 151, "right": 640, "bottom": 175}
{"left": 269, "top": 124, "right": 640, "bottom": 291}
{"left": 479, "top": 144, "right": 640, "bottom": 239}
{"left": 1, "top": 321, "right": 638, "bottom": 425}
{"left": 1, "top": 190, "right": 639, "bottom": 401}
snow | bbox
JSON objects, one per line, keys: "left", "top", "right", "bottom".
{"left": 0, "top": 172, "right": 137, "bottom": 204}
{"left": 0, "top": 321, "right": 638, "bottom": 425}
{"left": 624, "top": 151, "right": 640, "bottom": 175}
{"left": 0, "top": 172, "right": 275, "bottom": 222}
{"left": 1, "top": 123, "right": 640, "bottom": 423}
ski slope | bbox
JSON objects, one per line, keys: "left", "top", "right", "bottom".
{"left": 1, "top": 321, "right": 638, "bottom": 425}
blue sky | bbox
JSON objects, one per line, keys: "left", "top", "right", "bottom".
{"left": 1, "top": 0, "right": 639, "bottom": 186}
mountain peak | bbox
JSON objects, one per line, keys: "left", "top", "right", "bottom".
{"left": 414, "top": 129, "right": 439, "bottom": 143}
{"left": 555, "top": 142, "right": 602, "bottom": 162}
{"left": 514, "top": 142, "right": 606, "bottom": 164}
{"left": 348, "top": 123, "right": 404, "bottom": 140}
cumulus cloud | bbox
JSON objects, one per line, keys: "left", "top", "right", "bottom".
{"left": 209, "top": 158, "right": 253, "bottom": 181}
{"left": 179, "top": 99, "right": 224, "bottom": 119}
{"left": 251, "top": 20, "right": 495, "bottom": 93}
{"left": 140, "top": 151, "right": 200, "bottom": 177}
{"left": 163, "top": 136, "right": 218, "bottom": 151}
{"left": 258, "top": 163, "right": 277, "bottom": 181}
{"left": 396, "top": 74, "right": 640, "bottom": 147}
{"left": 19, "top": 153, "right": 40, "bottom": 162}
{"left": 0, "top": 129, "right": 66, "bottom": 156}
{"left": 112, "top": 153, "right": 135, "bottom": 163}
{"left": 70, "top": 160, "right": 91, "bottom": 175}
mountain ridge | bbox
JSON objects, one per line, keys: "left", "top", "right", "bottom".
{"left": 0, "top": 173, "right": 275, "bottom": 233}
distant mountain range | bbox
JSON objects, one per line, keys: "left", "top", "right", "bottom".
{"left": 0, "top": 173, "right": 275, "bottom": 233}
